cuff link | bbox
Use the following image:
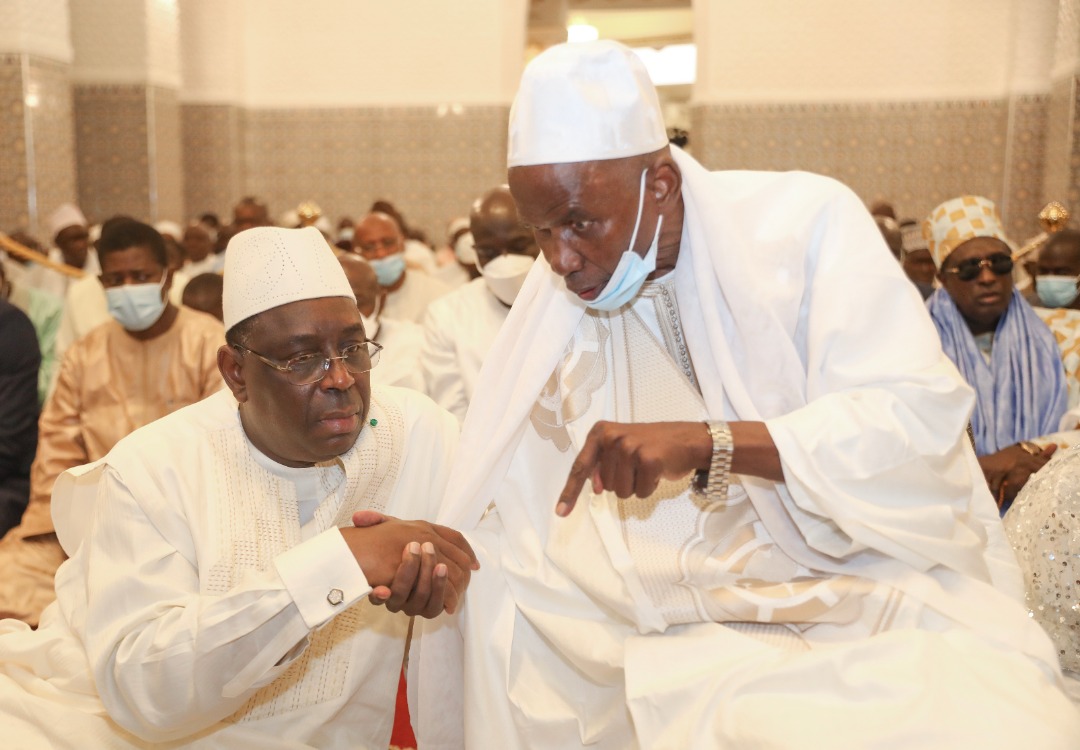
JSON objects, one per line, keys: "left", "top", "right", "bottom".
{"left": 327, "top": 588, "right": 344, "bottom": 606}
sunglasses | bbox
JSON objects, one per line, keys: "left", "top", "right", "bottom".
{"left": 943, "top": 253, "right": 1013, "bottom": 282}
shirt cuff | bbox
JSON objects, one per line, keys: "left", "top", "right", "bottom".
{"left": 273, "top": 526, "right": 371, "bottom": 630}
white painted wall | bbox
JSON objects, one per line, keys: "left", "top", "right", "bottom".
{"left": 178, "top": 0, "right": 245, "bottom": 103}
{"left": 693, "top": 0, "right": 1055, "bottom": 103}
{"left": 0, "top": 0, "right": 73, "bottom": 62}
{"left": 69, "top": 0, "right": 180, "bottom": 86}
{"left": 177, "top": 0, "right": 526, "bottom": 107}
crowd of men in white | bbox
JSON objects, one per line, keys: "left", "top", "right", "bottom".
{"left": 0, "top": 40, "right": 1079, "bottom": 749}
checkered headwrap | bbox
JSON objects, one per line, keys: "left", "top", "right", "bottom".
{"left": 922, "top": 196, "right": 1013, "bottom": 268}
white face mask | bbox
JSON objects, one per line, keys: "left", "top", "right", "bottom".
{"left": 480, "top": 253, "right": 535, "bottom": 306}
{"left": 360, "top": 296, "right": 382, "bottom": 340}
{"left": 105, "top": 272, "right": 168, "bottom": 331}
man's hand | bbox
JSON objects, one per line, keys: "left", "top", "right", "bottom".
{"left": 340, "top": 510, "right": 478, "bottom": 618}
{"left": 556, "top": 421, "right": 712, "bottom": 516}
{"left": 978, "top": 443, "right": 1056, "bottom": 507}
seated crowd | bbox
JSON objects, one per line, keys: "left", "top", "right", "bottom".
{"left": 0, "top": 39, "right": 1078, "bottom": 749}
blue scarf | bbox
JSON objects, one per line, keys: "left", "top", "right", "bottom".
{"left": 927, "top": 287, "right": 1067, "bottom": 455}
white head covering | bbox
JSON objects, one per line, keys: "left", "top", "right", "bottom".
{"left": 507, "top": 40, "right": 668, "bottom": 168}
{"left": 923, "top": 195, "right": 1013, "bottom": 268}
{"left": 223, "top": 226, "right": 356, "bottom": 330}
{"left": 154, "top": 220, "right": 182, "bottom": 240}
{"left": 900, "top": 220, "right": 928, "bottom": 255}
{"left": 48, "top": 203, "right": 87, "bottom": 240}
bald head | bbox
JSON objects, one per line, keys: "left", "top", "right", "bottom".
{"left": 470, "top": 186, "right": 538, "bottom": 268}
{"left": 353, "top": 212, "right": 405, "bottom": 261}
{"left": 338, "top": 254, "right": 383, "bottom": 316}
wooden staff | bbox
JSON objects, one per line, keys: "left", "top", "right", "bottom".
{"left": 0, "top": 231, "right": 85, "bottom": 279}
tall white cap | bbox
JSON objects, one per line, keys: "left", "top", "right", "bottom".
{"left": 48, "top": 203, "right": 87, "bottom": 240}
{"left": 507, "top": 40, "right": 668, "bottom": 168}
{"left": 223, "top": 226, "right": 355, "bottom": 331}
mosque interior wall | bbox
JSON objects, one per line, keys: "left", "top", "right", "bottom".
{"left": 150, "top": 85, "right": 184, "bottom": 223}
{"left": 3, "top": 0, "right": 1080, "bottom": 242}
{"left": 26, "top": 56, "right": 78, "bottom": 232}
{"left": 0, "top": 54, "right": 32, "bottom": 231}
{"left": 73, "top": 83, "right": 153, "bottom": 222}
{"left": 180, "top": 103, "right": 245, "bottom": 223}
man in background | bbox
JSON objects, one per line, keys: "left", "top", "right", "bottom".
{"left": 338, "top": 254, "right": 425, "bottom": 393}
{"left": 353, "top": 211, "right": 450, "bottom": 324}
{"left": 421, "top": 186, "right": 538, "bottom": 422}
{"left": 0, "top": 220, "right": 223, "bottom": 626}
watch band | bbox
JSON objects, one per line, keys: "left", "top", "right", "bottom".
{"left": 695, "top": 420, "right": 733, "bottom": 499}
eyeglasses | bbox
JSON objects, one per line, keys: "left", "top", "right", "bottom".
{"left": 233, "top": 341, "right": 382, "bottom": 385}
{"left": 943, "top": 254, "right": 1013, "bottom": 282}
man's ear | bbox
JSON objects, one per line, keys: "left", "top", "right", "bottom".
{"left": 217, "top": 343, "right": 249, "bottom": 403}
{"left": 650, "top": 154, "right": 682, "bottom": 209}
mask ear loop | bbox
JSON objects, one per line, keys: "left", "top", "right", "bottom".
{"left": 624, "top": 168, "right": 649, "bottom": 258}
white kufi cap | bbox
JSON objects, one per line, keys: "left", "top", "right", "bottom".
{"left": 48, "top": 203, "right": 87, "bottom": 240}
{"left": 154, "top": 220, "right": 182, "bottom": 240}
{"left": 507, "top": 40, "right": 668, "bottom": 168}
{"left": 223, "top": 226, "right": 356, "bottom": 330}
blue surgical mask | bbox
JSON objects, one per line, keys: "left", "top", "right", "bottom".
{"left": 586, "top": 168, "right": 663, "bottom": 312}
{"left": 1036, "top": 274, "right": 1080, "bottom": 308}
{"left": 370, "top": 252, "right": 406, "bottom": 287}
{"left": 105, "top": 272, "right": 169, "bottom": 331}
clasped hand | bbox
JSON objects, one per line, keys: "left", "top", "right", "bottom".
{"left": 340, "top": 511, "right": 478, "bottom": 619}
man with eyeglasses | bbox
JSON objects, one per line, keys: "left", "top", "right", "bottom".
{"left": 925, "top": 195, "right": 1067, "bottom": 512}
{"left": 0, "top": 226, "right": 477, "bottom": 748}
{"left": 353, "top": 211, "right": 450, "bottom": 324}
{"left": 0, "top": 219, "right": 223, "bottom": 629}
{"left": 421, "top": 185, "right": 539, "bottom": 423}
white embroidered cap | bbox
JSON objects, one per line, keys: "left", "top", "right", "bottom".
{"left": 48, "top": 203, "right": 87, "bottom": 240}
{"left": 223, "top": 226, "right": 356, "bottom": 331}
{"left": 507, "top": 40, "right": 668, "bottom": 168}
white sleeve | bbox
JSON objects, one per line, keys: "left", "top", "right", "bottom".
{"left": 420, "top": 307, "right": 470, "bottom": 423}
{"left": 80, "top": 468, "right": 371, "bottom": 742}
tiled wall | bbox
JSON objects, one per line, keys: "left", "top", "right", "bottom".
{"left": 0, "top": 54, "right": 30, "bottom": 231}
{"left": 0, "top": 53, "right": 76, "bottom": 236}
{"left": 27, "top": 56, "right": 77, "bottom": 230}
{"left": 691, "top": 97, "right": 1057, "bottom": 240}
{"left": 74, "top": 83, "right": 151, "bottom": 222}
{"left": 180, "top": 104, "right": 245, "bottom": 222}
{"left": 150, "top": 85, "right": 183, "bottom": 222}
{"left": 1043, "top": 76, "right": 1080, "bottom": 211}
{"left": 184, "top": 105, "right": 511, "bottom": 239}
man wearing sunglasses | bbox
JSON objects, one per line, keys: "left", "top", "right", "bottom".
{"left": 926, "top": 196, "right": 1067, "bottom": 512}
{"left": 0, "top": 226, "right": 477, "bottom": 748}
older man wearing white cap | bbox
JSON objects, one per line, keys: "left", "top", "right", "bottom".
{"left": 413, "top": 41, "right": 1080, "bottom": 749}
{"left": 0, "top": 226, "right": 476, "bottom": 749}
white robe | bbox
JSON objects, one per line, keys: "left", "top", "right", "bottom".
{"left": 420, "top": 278, "right": 509, "bottom": 423}
{"left": 23, "top": 248, "right": 100, "bottom": 301}
{"left": 412, "top": 149, "right": 1080, "bottom": 749}
{"left": 382, "top": 271, "right": 451, "bottom": 325}
{"left": 0, "top": 385, "right": 457, "bottom": 749}
{"left": 371, "top": 317, "right": 426, "bottom": 393}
